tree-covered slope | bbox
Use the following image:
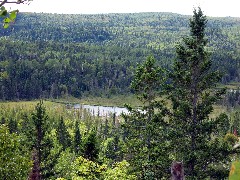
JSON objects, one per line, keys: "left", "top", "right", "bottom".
{"left": 0, "top": 12, "right": 239, "bottom": 100}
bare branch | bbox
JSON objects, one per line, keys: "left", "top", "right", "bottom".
{"left": 0, "top": 0, "right": 7, "bottom": 7}
{"left": 0, "top": 0, "right": 26, "bottom": 6}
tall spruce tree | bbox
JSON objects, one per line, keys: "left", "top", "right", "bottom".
{"left": 168, "top": 7, "right": 231, "bottom": 179}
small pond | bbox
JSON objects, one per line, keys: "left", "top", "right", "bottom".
{"left": 73, "top": 104, "right": 129, "bottom": 116}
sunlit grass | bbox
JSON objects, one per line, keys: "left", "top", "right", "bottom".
{"left": 0, "top": 100, "right": 65, "bottom": 118}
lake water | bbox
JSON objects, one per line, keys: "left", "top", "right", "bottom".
{"left": 73, "top": 104, "right": 129, "bottom": 116}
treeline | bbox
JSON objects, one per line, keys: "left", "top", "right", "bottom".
{"left": 0, "top": 12, "right": 239, "bottom": 100}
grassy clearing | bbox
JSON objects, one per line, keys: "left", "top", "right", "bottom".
{"left": 0, "top": 100, "right": 65, "bottom": 117}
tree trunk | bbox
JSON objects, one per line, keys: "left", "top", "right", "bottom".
{"left": 171, "top": 161, "right": 185, "bottom": 180}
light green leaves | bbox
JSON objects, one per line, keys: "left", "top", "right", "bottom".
{"left": 10, "top": 10, "right": 17, "bottom": 20}
{"left": 4, "top": 10, "right": 18, "bottom": 28}
{"left": 0, "top": 6, "right": 18, "bottom": 28}
{"left": 0, "top": 125, "right": 32, "bottom": 179}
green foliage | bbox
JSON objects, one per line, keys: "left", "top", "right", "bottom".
{"left": 0, "top": 6, "right": 18, "bottom": 28}
{"left": 224, "top": 133, "right": 239, "bottom": 145}
{"left": 83, "top": 129, "right": 99, "bottom": 161}
{"left": 0, "top": 0, "right": 31, "bottom": 28}
{"left": 0, "top": 124, "right": 32, "bottom": 179}
{"left": 0, "top": 12, "right": 239, "bottom": 100}
{"left": 103, "top": 160, "right": 137, "bottom": 180}
{"left": 123, "top": 56, "right": 171, "bottom": 179}
{"left": 56, "top": 155, "right": 135, "bottom": 180}
{"left": 99, "top": 135, "right": 123, "bottom": 165}
{"left": 54, "top": 149, "right": 76, "bottom": 179}
{"left": 56, "top": 116, "right": 71, "bottom": 150}
{"left": 168, "top": 7, "right": 232, "bottom": 179}
{"left": 71, "top": 156, "right": 106, "bottom": 180}
{"left": 73, "top": 121, "right": 82, "bottom": 155}
{"left": 131, "top": 55, "right": 166, "bottom": 103}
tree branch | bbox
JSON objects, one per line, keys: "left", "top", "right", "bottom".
{"left": 0, "top": 0, "right": 25, "bottom": 7}
{"left": 0, "top": 0, "right": 7, "bottom": 7}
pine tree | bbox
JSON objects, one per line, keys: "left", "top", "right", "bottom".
{"left": 73, "top": 121, "right": 82, "bottom": 154}
{"left": 83, "top": 129, "right": 99, "bottom": 161}
{"left": 8, "top": 117, "right": 18, "bottom": 133}
{"left": 32, "top": 101, "right": 48, "bottom": 167}
{"left": 32, "top": 100, "right": 54, "bottom": 179}
{"left": 56, "top": 116, "right": 71, "bottom": 150}
{"left": 123, "top": 56, "right": 170, "bottom": 179}
{"left": 168, "top": 7, "right": 231, "bottom": 179}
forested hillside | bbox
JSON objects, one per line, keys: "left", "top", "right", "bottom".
{"left": 1, "top": 9, "right": 240, "bottom": 180}
{"left": 0, "top": 12, "right": 239, "bottom": 100}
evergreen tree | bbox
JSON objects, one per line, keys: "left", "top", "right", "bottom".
{"left": 123, "top": 56, "right": 170, "bottom": 179}
{"left": 56, "top": 116, "right": 71, "bottom": 150}
{"left": 103, "top": 118, "right": 110, "bottom": 139}
{"left": 73, "top": 121, "right": 82, "bottom": 155}
{"left": 168, "top": 7, "right": 231, "bottom": 179}
{"left": 32, "top": 101, "right": 48, "bottom": 167}
{"left": 8, "top": 117, "right": 18, "bottom": 133}
{"left": 83, "top": 129, "right": 99, "bottom": 161}
{"left": 32, "top": 100, "right": 54, "bottom": 179}
{"left": 104, "top": 134, "right": 123, "bottom": 164}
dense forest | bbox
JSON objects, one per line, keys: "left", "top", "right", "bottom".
{"left": 1, "top": 7, "right": 240, "bottom": 179}
{"left": 0, "top": 12, "right": 239, "bottom": 99}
